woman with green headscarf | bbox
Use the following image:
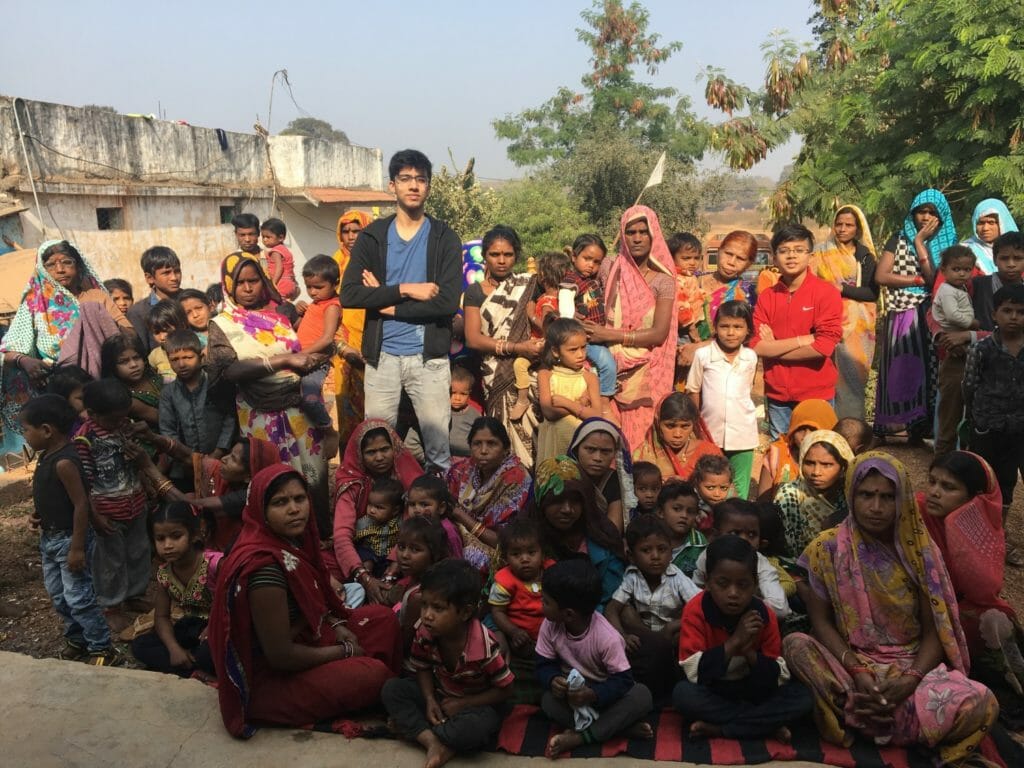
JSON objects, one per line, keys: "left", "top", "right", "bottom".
{"left": 874, "top": 189, "right": 957, "bottom": 439}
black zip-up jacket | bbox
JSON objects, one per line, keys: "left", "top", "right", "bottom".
{"left": 339, "top": 214, "right": 462, "bottom": 367}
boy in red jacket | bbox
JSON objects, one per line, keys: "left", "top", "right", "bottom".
{"left": 673, "top": 536, "right": 811, "bottom": 741}
{"left": 750, "top": 224, "right": 842, "bottom": 438}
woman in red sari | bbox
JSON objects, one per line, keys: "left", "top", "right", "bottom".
{"left": 331, "top": 419, "right": 423, "bottom": 603}
{"left": 208, "top": 464, "right": 399, "bottom": 738}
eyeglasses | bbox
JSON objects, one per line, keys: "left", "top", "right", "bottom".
{"left": 44, "top": 258, "right": 77, "bottom": 270}
{"left": 775, "top": 247, "right": 810, "bottom": 257}
{"left": 394, "top": 174, "right": 429, "bottom": 186}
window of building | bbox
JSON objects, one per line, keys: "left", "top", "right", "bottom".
{"left": 220, "top": 205, "right": 237, "bottom": 224}
{"left": 96, "top": 207, "right": 123, "bottom": 230}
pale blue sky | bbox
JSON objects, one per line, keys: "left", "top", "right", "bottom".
{"left": 5, "top": 0, "right": 814, "bottom": 180}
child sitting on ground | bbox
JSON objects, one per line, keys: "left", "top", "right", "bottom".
{"left": 295, "top": 254, "right": 341, "bottom": 458}
{"left": 510, "top": 251, "right": 569, "bottom": 422}
{"left": 488, "top": 519, "right": 554, "bottom": 657}
{"left": 147, "top": 299, "right": 190, "bottom": 383}
{"left": 834, "top": 416, "right": 873, "bottom": 455}
{"left": 388, "top": 516, "right": 449, "bottom": 649}
{"left": 693, "top": 499, "right": 790, "bottom": 619}
{"left": 176, "top": 289, "right": 214, "bottom": 349}
{"left": 673, "top": 536, "right": 812, "bottom": 741}
{"left": 754, "top": 502, "right": 799, "bottom": 608}
{"left": 536, "top": 558, "right": 654, "bottom": 757}
{"left": 131, "top": 502, "right": 219, "bottom": 678}
{"left": 631, "top": 461, "right": 662, "bottom": 518}
{"left": 403, "top": 474, "right": 463, "bottom": 560}
{"left": 606, "top": 515, "right": 700, "bottom": 701}
{"left": 536, "top": 318, "right": 602, "bottom": 464}
{"left": 22, "top": 395, "right": 120, "bottom": 665}
{"left": 74, "top": 380, "right": 151, "bottom": 627}
{"left": 692, "top": 454, "right": 735, "bottom": 530}
{"left": 563, "top": 234, "right": 618, "bottom": 414}
{"left": 103, "top": 278, "right": 134, "bottom": 316}
{"left": 158, "top": 330, "right": 237, "bottom": 486}
{"left": 382, "top": 559, "right": 514, "bottom": 768}
{"left": 354, "top": 477, "right": 404, "bottom": 577}
{"left": 657, "top": 481, "right": 707, "bottom": 578}
{"left": 260, "top": 217, "right": 300, "bottom": 301}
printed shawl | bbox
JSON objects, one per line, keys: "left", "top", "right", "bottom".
{"left": 209, "top": 464, "right": 346, "bottom": 738}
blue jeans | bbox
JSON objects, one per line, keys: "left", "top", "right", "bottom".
{"left": 40, "top": 530, "right": 111, "bottom": 652}
{"left": 299, "top": 365, "right": 332, "bottom": 428}
{"left": 587, "top": 344, "right": 617, "bottom": 397}
{"left": 766, "top": 399, "right": 799, "bottom": 440}
{"left": 364, "top": 352, "right": 452, "bottom": 472}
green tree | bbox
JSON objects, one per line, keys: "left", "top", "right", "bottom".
{"left": 492, "top": 174, "right": 591, "bottom": 255}
{"left": 424, "top": 157, "right": 499, "bottom": 242}
{"left": 493, "top": 0, "right": 706, "bottom": 168}
{"left": 704, "top": 0, "right": 1024, "bottom": 235}
{"left": 279, "top": 117, "right": 349, "bottom": 143}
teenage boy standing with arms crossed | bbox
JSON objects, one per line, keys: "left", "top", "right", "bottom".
{"left": 750, "top": 225, "right": 843, "bottom": 438}
{"left": 341, "top": 149, "right": 462, "bottom": 473}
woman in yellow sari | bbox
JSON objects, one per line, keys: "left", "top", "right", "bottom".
{"left": 332, "top": 210, "right": 373, "bottom": 447}
{"left": 810, "top": 206, "right": 879, "bottom": 420}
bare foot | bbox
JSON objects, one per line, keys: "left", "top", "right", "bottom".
{"left": 689, "top": 720, "right": 722, "bottom": 739}
{"left": 508, "top": 393, "right": 530, "bottom": 422}
{"left": 322, "top": 427, "right": 341, "bottom": 460}
{"left": 773, "top": 725, "right": 792, "bottom": 743}
{"left": 625, "top": 721, "right": 653, "bottom": 740}
{"left": 547, "top": 729, "right": 584, "bottom": 758}
{"left": 416, "top": 731, "right": 455, "bottom": 768}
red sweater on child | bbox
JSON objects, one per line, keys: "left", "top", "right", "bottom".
{"left": 750, "top": 272, "right": 842, "bottom": 401}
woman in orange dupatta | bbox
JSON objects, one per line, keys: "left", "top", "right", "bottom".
{"left": 633, "top": 392, "right": 722, "bottom": 482}
{"left": 332, "top": 210, "right": 373, "bottom": 447}
{"left": 587, "top": 205, "right": 677, "bottom": 450}
{"left": 920, "top": 451, "right": 1024, "bottom": 725}
{"left": 810, "top": 205, "right": 879, "bottom": 420}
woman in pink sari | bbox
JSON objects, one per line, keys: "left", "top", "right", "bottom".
{"left": 783, "top": 452, "right": 997, "bottom": 765}
{"left": 585, "top": 205, "right": 677, "bottom": 450}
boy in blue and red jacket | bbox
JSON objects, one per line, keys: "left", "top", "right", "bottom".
{"left": 672, "top": 536, "right": 811, "bottom": 741}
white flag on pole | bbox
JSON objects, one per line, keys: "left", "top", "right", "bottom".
{"left": 642, "top": 151, "right": 667, "bottom": 190}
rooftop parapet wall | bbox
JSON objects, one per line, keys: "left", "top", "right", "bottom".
{"left": 0, "top": 96, "right": 383, "bottom": 190}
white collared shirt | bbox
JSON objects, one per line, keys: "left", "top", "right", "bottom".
{"left": 610, "top": 564, "right": 700, "bottom": 632}
{"left": 685, "top": 341, "right": 758, "bottom": 451}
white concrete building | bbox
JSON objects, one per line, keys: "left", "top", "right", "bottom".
{"left": 0, "top": 96, "right": 395, "bottom": 304}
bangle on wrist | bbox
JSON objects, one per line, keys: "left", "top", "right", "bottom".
{"left": 904, "top": 667, "right": 925, "bottom": 681}
{"left": 850, "top": 665, "right": 872, "bottom": 676}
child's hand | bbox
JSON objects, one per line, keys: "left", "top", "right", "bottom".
{"left": 28, "top": 512, "right": 41, "bottom": 530}
{"left": 169, "top": 645, "right": 195, "bottom": 669}
{"left": 123, "top": 440, "right": 154, "bottom": 469}
{"left": 294, "top": 300, "right": 309, "bottom": 315}
{"left": 440, "top": 697, "right": 467, "bottom": 719}
{"left": 425, "top": 695, "right": 445, "bottom": 726}
{"left": 509, "top": 628, "right": 533, "bottom": 652}
{"left": 551, "top": 675, "right": 569, "bottom": 699}
{"left": 566, "top": 684, "right": 597, "bottom": 709}
{"left": 123, "top": 421, "right": 156, "bottom": 443}
{"left": 67, "top": 545, "right": 86, "bottom": 573}
{"left": 624, "top": 633, "right": 642, "bottom": 653}
{"left": 733, "top": 609, "right": 764, "bottom": 649}
{"left": 90, "top": 511, "right": 116, "bottom": 537}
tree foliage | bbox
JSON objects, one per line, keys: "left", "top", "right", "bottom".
{"left": 493, "top": 0, "right": 705, "bottom": 168}
{"left": 492, "top": 175, "right": 591, "bottom": 255}
{"left": 424, "top": 158, "right": 500, "bottom": 243}
{"left": 279, "top": 117, "right": 349, "bottom": 144}
{"left": 705, "top": 0, "right": 1024, "bottom": 236}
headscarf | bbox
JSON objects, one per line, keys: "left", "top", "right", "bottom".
{"left": 962, "top": 198, "right": 1019, "bottom": 275}
{"left": 0, "top": 240, "right": 105, "bottom": 362}
{"left": 766, "top": 399, "right": 838, "bottom": 487}
{"left": 902, "top": 188, "right": 958, "bottom": 270}
{"left": 333, "top": 419, "right": 423, "bottom": 516}
{"left": 802, "top": 451, "right": 969, "bottom": 673}
{"left": 919, "top": 452, "right": 1008, "bottom": 619}
{"left": 633, "top": 392, "right": 723, "bottom": 481}
{"left": 785, "top": 430, "right": 854, "bottom": 550}
{"left": 568, "top": 417, "right": 637, "bottom": 514}
{"left": 534, "top": 455, "right": 624, "bottom": 559}
{"left": 216, "top": 252, "right": 295, "bottom": 351}
{"left": 209, "top": 464, "right": 345, "bottom": 738}
{"left": 603, "top": 205, "right": 678, "bottom": 449}
{"left": 812, "top": 204, "right": 877, "bottom": 288}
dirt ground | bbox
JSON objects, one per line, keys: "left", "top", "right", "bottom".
{"left": 1, "top": 444, "right": 1023, "bottom": 660}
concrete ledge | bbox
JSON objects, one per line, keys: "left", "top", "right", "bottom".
{"left": 0, "top": 651, "right": 825, "bottom": 767}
